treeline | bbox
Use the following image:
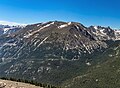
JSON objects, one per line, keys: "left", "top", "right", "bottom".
{"left": 0, "top": 77, "right": 61, "bottom": 88}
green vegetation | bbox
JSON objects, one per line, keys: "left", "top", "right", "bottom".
{"left": 62, "top": 40, "right": 120, "bottom": 88}
{"left": 0, "top": 40, "right": 120, "bottom": 88}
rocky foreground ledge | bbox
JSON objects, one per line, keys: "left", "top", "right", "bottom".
{"left": 0, "top": 79, "right": 42, "bottom": 88}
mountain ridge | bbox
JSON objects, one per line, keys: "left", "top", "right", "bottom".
{"left": 0, "top": 21, "right": 120, "bottom": 87}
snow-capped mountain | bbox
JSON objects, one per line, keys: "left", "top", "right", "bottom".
{"left": 0, "top": 21, "right": 107, "bottom": 58}
{"left": 0, "top": 21, "right": 120, "bottom": 59}
{"left": 0, "top": 24, "right": 26, "bottom": 35}
{"left": 115, "top": 30, "right": 120, "bottom": 40}
{"left": 0, "top": 21, "right": 120, "bottom": 86}
{"left": 89, "top": 26, "right": 116, "bottom": 40}
{"left": 89, "top": 25, "right": 120, "bottom": 40}
{"left": 0, "top": 20, "right": 27, "bottom": 35}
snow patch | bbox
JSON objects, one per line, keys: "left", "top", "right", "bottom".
{"left": 58, "top": 24, "right": 68, "bottom": 28}
{"left": 24, "top": 33, "right": 33, "bottom": 38}
{"left": 38, "top": 36, "right": 49, "bottom": 46}
{"left": 3, "top": 28, "right": 10, "bottom": 34}
{"left": 86, "top": 62, "right": 91, "bottom": 66}
{"left": 94, "top": 26, "right": 98, "bottom": 30}
{"left": 74, "top": 34, "right": 78, "bottom": 38}
{"left": 100, "top": 29, "right": 106, "bottom": 35}
{"left": 37, "top": 24, "right": 40, "bottom": 27}
{"left": 24, "top": 22, "right": 54, "bottom": 38}
{"left": 68, "top": 22, "right": 72, "bottom": 25}
{"left": 58, "top": 22, "right": 72, "bottom": 29}
{"left": 115, "top": 30, "right": 120, "bottom": 40}
{"left": 41, "top": 22, "right": 54, "bottom": 29}
{"left": 34, "top": 36, "right": 49, "bottom": 51}
{"left": 75, "top": 25, "right": 79, "bottom": 30}
{"left": 3, "top": 43, "right": 16, "bottom": 46}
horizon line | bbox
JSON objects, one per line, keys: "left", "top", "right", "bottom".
{"left": 0, "top": 20, "right": 119, "bottom": 29}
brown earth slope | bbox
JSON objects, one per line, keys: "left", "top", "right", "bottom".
{"left": 0, "top": 79, "right": 43, "bottom": 88}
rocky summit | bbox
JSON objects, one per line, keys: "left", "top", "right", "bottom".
{"left": 0, "top": 21, "right": 120, "bottom": 87}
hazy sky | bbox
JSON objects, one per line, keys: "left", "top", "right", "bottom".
{"left": 0, "top": 0, "right": 120, "bottom": 28}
